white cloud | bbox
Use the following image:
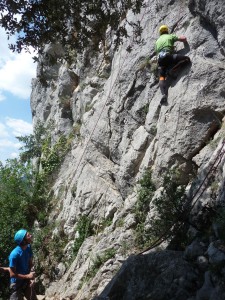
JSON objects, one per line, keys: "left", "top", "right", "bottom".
{"left": 0, "top": 28, "right": 15, "bottom": 66}
{"left": 0, "top": 118, "right": 32, "bottom": 162}
{"left": 0, "top": 123, "right": 9, "bottom": 138}
{"left": 0, "top": 51, "right": 36, "bottom": 99}
{"left": 0, "top": 28, "right": 36, "bottom": 100}
{"left": 5, "top": 117, "right": 33, "bottom": 137}
{"left": 0, "top": 138, "right": 21, "bottom": 163}
{"left": 0, "top": 28, "right": 35, "bottom": 162}
{"left": 0, "top": 139, "right": 21, "bottom": 149}
{"left": 0, "top": 92, "right": 6, "bottom": 102}
{"left": 10, "top": 152, "right": 19, "bottom": 159}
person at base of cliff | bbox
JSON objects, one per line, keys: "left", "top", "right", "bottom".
{"left": 155, "top": 24, "right": 191, "bottom": 105}
{"left": 8, "top": 229, "right": 37, "bottom": 300}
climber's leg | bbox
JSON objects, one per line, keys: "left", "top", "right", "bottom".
{"left": 159, "top": 76, "right": 168, "bottom": 102}
{"left": 169, "top": 54, "right": 191, "bottom": 77}
{"left": 159, "top": 76, "right": 167, "bottom": 95}
{"left": 158, "top": 65, "right": 168, "bottom": 104}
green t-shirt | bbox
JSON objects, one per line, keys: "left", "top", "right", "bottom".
{"left": 155, "top": 33, "right": 178, "bottom": 54}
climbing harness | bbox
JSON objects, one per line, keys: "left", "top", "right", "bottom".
{"left": 158, "top": 49, "right": 171, "bottom": 59}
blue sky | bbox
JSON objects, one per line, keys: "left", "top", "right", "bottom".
{"left": 0, "top": 27, "right": 36, "bottom": 162}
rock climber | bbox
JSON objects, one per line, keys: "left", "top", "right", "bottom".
{"left": 8, "top": 229, "right": 37, "bottom": 300}
{"left": 155, "top": 24, "right": 191, "bottom": 104}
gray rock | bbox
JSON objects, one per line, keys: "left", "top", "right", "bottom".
{"left": 196, "top": 256, "right": 209, "bottom": 271}
{"left": 93, "top": 251, "right": 198, "bottom": 300}
{"left": 54, "top": 262, "right": 66, "bottom": 279}
{"left": 184, "top": 240, "right": 207, "bottom": 260}
{"left": 207, "top": 241, "right": 225, "bottom": 265}
{"left": 196, "top": 271, "right": 214, "bottom": 300}
{"left": 29, "top": 0, "right": 225, "bottom": 299}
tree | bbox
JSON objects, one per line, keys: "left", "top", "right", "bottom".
{"left": 0, "top": 159, "right": 33, "bottom": 298}
{"left": 17, "top": 121, "right": 46, "bottom": 162}
{"left": 0, "top": 0, "right": 144, "bottom": 58}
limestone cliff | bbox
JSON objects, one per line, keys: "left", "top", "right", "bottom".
{"left": 30, "top": 0, "right": 225, "bottom": 299}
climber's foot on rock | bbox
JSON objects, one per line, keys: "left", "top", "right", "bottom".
{"left": 160, "top": 95, "right": 168, "bottom": 105}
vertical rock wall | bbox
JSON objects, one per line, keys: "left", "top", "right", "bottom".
{"left": 30, "top": 0, "right": 225, "bottom": 299}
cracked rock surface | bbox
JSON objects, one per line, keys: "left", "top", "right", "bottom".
{"left": 30, "top": 0, "right": 225, "bottom": 299}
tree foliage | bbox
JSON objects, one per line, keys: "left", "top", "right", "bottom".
{"left": 17, "top": 122, "right": 46, "bottom": 162}
{"left": 135, "top": 170, "right": 188, "bottom": 250}
{"left": 0, "top": 0, "right": 144, "bottom": 57}
{"left": 0, "top": 123, "right": 57, "bottom": 297}
{"left": 149, "top": 171, "right": 187, "bottom": 244}
{"left": 0, "top": 160, "right": 33, "bottom": 252}
{"left": 0, "top": 159, "right": 33, "bottom": 298}
{"left": 73, "top": 215, "right": 93, "bottom": 257}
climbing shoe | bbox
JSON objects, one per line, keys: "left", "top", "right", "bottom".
{"left": 160, "top": 95, "right": 168, "bottom": 105}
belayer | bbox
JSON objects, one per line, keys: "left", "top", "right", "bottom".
{"left": 155, "top": 25, "right": 191, "bottom": 104}
{"left": 8, "top": 229, "right": 37, "bottom": 300}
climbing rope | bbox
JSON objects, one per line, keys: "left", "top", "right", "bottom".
{"left": 75, "top": 6, "right": 186, "bottom": 159}
{"left": 72, "top": 41, "right": 135, "bottom": 181}
{"left": 72, "top": 2, "right": 150, "bottom": 181}
{"left": 71, "top": 5, "right": 153, "bottom": 298}
{"left": 44, "top": 5, "right": 194, "bottom": 298}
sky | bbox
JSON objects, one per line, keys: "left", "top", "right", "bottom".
{"left": 0, "top": 27, "right": 37, "bottom": 163}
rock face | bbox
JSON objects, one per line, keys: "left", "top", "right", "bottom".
{"left": 93, "top": 251, "right": 200, "bottom": 300}
{"left": 30, "top": 0, "right": 225, "bottom": 299}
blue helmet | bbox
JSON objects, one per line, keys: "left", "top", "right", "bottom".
{"left": 14, "top": 229, "right": 27, "bottom": 245}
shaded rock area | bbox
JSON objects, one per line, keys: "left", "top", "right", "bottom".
{"left": 93, "top": 251, "right": 199, "bottom": 300}
{"left": 93, "top": 237, "right": 225, "bottom": 300}
{"left": 30, "top": 0, "right": 225, "bottom": 299}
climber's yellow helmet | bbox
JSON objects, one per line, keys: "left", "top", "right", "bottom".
{"left": 159, "top": 25, "right": 169, "bottom": 35}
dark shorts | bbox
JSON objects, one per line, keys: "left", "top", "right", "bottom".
{"left": 10, "top": 280, "right": 37, "bottom": 300}
{"left": 158, "top": 53, "right": 190, "bottom": 77}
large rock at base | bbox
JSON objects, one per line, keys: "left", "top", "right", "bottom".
{"left": 93, "top": 251, "right": 199, "bottom": 300}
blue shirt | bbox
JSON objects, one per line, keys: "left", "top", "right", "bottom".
{"left": 9, "top": 244, "right": 33, "bottom": 283}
